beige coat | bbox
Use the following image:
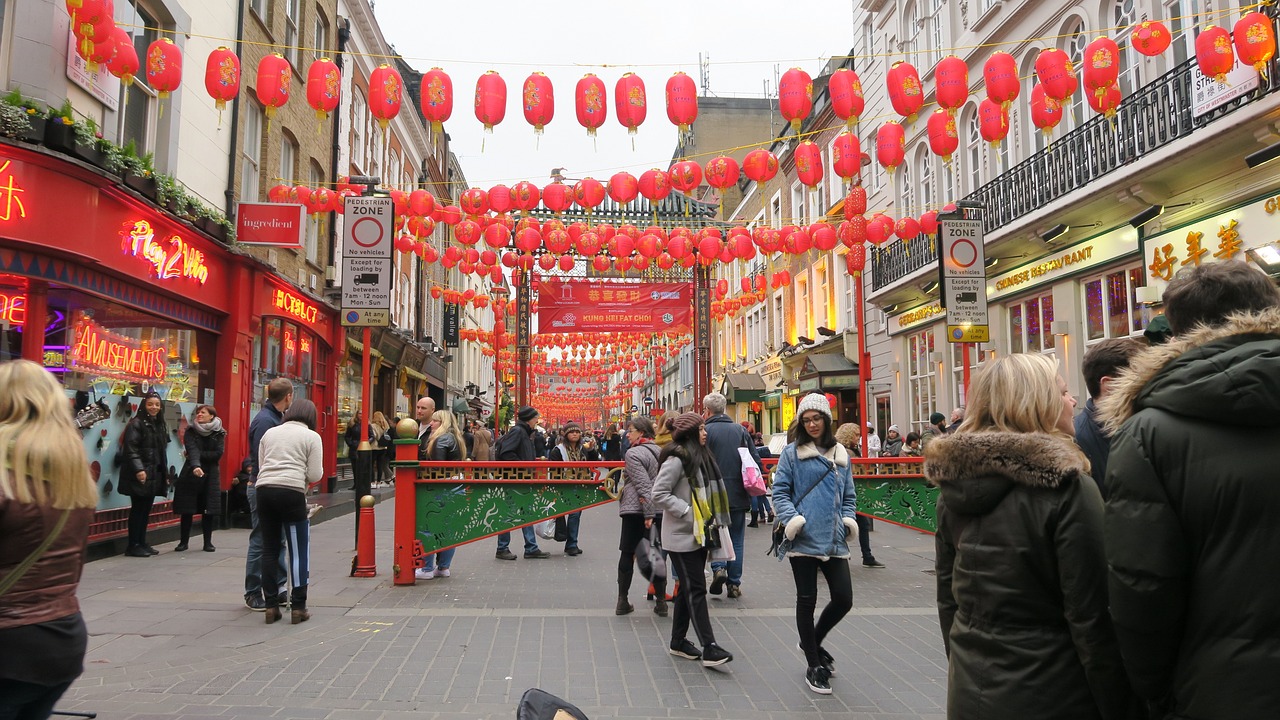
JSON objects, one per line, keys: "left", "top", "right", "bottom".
{"left": 472, "top": 427, "right": 493, "bottom": 461}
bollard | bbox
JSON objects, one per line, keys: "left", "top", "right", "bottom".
{"left": 352, "top": 494, "right": 377, "bottom": 577}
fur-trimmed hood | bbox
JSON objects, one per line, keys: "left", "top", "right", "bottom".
{"left": 925, "top": 432, "right": 1088, "bottom": 516}
{"left": 1098, "top": 307, "right": 1280, "bottom": 435}
{"left": 795, "top": 441, "right": 849, "bottom": 467}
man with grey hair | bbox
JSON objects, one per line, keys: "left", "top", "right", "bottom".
{"left": 702, "top": 391, "right": 764, "bottom": 598}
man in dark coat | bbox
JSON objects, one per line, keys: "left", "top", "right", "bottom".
{"left": 243, "top": 378, "right": 291, "bottom": 611}
{"left": 1099, "top": 261, "right": 1280, "bottom": 720}
{"left": 494, "top": 406, "right": 549, "bottom": 560}
{"left": 701, "top": 392, "right": 763, "bottom": 598}
{"left": 1073, "top": 338, "right": 1144, "bottom": 499}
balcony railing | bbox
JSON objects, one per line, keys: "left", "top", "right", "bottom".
{"left": 873, "top": 45, "right": 1280, "bottom": 292}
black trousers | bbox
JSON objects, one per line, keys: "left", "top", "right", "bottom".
{"left": 179, "top": 513, "right": 215, "bottom": 545}
{"left": 790, "top": 556, "right": 854, "bottom": 668}
{"left": 668, "top": 547, "right": 716, "bottom": 648}
{"left": 0, "top": 679, "right": 74, "bottom": 720}
{"left": 127, "top": 494, "right": 155, "bottom": 548}
{"left": 617, "top": 514, "right": 665, "bottom": 598}
{"left": 257, "top": 486, "right": 310, "bottom": 609}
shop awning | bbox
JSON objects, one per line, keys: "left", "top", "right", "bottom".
{"left": 721, "top": 372, "right": 767, "bottom": 404}
{"left": 797, "top": 353, "right": 859, "bottom": 392}
{"left": 402, "top": 366, "right": 427, "bottom": 382}
{"left": 345, "top": 335, "right": 382, "bottom": 358}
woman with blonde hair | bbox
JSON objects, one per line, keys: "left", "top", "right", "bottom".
{"left": 370, "top": 410, "right": 392, "bottom": 485}
{"left": 926, "top": 353, "right": 1134, "bottom": 719}
{"left": 0, "top": 361, "right": 98, "bottom": 718}
{"left": 415, "top": 410, "right": 465, "bottom": 581}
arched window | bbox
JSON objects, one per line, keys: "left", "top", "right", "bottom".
{"left": 1112, "top": 0, "right": 1140, "bottom": 95}
{"left": 917, "top": 146, "right": 934, "bottom": 213}
{"left": 963, "top": 105, "right": 982, "bottom": 194}
{"left": 1063, "top": 20, "right": 1089, "bottom": 131}
{"left": 904, "top": 2, "right": 920, "bottom": 69}
{"left": 1021, "top": 52, "right": 1046, "bottom": 154}
{"left": 899, "top": 162, "right": 914, "bottom": 221}
{"left": 927, "top": 0, "right": 945, "bottom": 69}
{"left": 938, "top": 153, "right": 956, "bottom": 205}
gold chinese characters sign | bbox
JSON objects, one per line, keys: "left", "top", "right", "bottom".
{"left": 1142, "top": 193, "right": 1278, "bottom": 293}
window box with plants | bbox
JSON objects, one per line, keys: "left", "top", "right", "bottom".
{"left": 43, "top": 100, "right": 78, "bottom": 155}
{"left": 1, "top": 90, "right": 46, "bottom": 144}
{"left": 106, "top": 141, "right": 158, "bottom": 200}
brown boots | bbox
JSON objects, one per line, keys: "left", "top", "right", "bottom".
{"left": 291, "top": 607, "right": 310, "bottom": 624}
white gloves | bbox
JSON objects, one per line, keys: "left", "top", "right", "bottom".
{"left": 784, "top": 515, "right": 806, "bottom": 540}
{"left": 843, "top": 517, "right": 859, "bottom": 540}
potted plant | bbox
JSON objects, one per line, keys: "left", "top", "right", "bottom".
{"left": 0, "top": 103, "right": 32, "bottom": 140}
{"left": 196, "top": 205, "right": 229, "bottom": 242}
{"left": 2, "top": 89, "right": 45, "bottom": 143}
{"left": 118, "top": 141, "right": 157, "bottom": 199}
{"left": 72, "top": 117, "right": 108, "bottom": 168}
{"left": 43, "top": 99, "right": 77, "bottom": 154}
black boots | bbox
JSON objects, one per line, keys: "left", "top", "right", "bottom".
{"left": 615, "top": 596, "right": 634, "bottom": 615}
{"left": 747, "top": 511, "right": 760, "bottom": 528}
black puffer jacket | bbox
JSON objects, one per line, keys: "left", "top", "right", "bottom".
{"left": 1098, "top": 307, "right": 1280, "bottom": 720}
{"left": 117, "top": 412, "right": 170, "bottom": 498}
{"left": 173, "top": 428, "right": 225, "bottom": 515}
{"left": 927, "top": 432, "right": 1134, "bottom": 720}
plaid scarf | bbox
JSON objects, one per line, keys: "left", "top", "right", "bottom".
{"left": 686, "top": 452, "right": 730, "bottom": 547}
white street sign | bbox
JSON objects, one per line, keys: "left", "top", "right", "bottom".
{"left": 938, "top": 213, "right": 990, "bottom": 343}
{"left": 341, "top": 196, "right": 394, "bottom": 327}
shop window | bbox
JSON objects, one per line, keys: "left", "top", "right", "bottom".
{"left": 1009, "top": 292, "right": 1055, "bottom": 353}
{"left": 0, "top": 281, "right": 25, "bottom": 363}
{"left": 118, "top": 4, "right": 159, "bottom": 155}
{"left": 951, "top": 342, "right": 988, "bottom": 408}
{"left": 281, "top": 322, "right": 299, "bottom": 377}
{"left": 908, "top": 329, "right": 938, "bottom": 433}
{"left": 241, "top": 102, "right": 264, "bottom": 202}
{"left": 1083, "top": 265, "right": 1148, "bottom": 342}
{"left": 263, "top": 318, "right": 282, "bottom": 374}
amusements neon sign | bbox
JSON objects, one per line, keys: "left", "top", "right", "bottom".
{"left": 69, "top": 318, "right": 167, "bottom": 381}
{"left": 0, "top": 291, "right": 25, "bottom": 326}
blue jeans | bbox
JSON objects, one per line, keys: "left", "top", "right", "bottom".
{"left": 497, "top": 526, "right": 540, "bottom": 554}
{"left": 710, "top": 509, "right": 747, "bottom": 587}
{"left": 752, "top": 494, "right": 774, "bottom": 517}
{"left": 421, "top": 547, "right": 457, "bottom": 571}
{"left": 244, "top": 483, "right": 288, "bottom": 599}
{"left": 564, "top": 511, "right": 581, "bottom": 551}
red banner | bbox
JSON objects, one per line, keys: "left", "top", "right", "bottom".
{"left": 537, "top": 279, "right": 692, "bottom": 333}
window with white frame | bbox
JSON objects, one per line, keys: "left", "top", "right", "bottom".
{"left": 938, "top": 153, "right": 955, "bottom": 204}
{"left": 1083, "top": 265, "right": 1148, "bottom": 342}
{"left": 717, "top": 329, "right": 726, "bottom": 364}
{"left": 118, "top": 3, "right": 159, "bottom": 155}
{"left": 735, "top": 316, "right": 746, "bottom": 360}
{"left": 950, "top": 342, "right": 988, "bottom": 407}
{"left": 795, "top": 275, "right": 810, "bottom": 339}
{"left": 351, "top": 91, "right": 367, "bottom": 172}
{"left": 241, "top": 102, "right": 264, "bottom": 202}
{"left": 815, "top": 260, "right": 830, "bottom": 332}
{"left": 927, "top": 0, "right": 945, "bottom": 69}
{"left": 1112, "top": 0, "right": 1140, "bottom": 96}
{"left": 398, "top": 271, "right": 411, "bottom": 327}
{"left": 1064, "top": 20, "right": 1088, "bottom": 131}
{"left": 280, "top": 133, "right": 297, "bottom": 185}
{"left": 918, "top": 148, "right": 934, "bottom": 212}
{"left": 306, "top": 162, "right": 323, "bottom": 264}
{"left": 861, "top": 21, "right": 876, "bottom": 75}
{"left": 1021, "top": 53, "right": 1046, "bottom": 154}
{"left": 903, "top": 2, "right": 920, "bottom": 69}
{"left": 284, "top": 0, "right": 301, "bottom": 66}
{"left": 964, "top": 106, "right": 982, "bottom": 194}
{"left": 774, "top": 293, "right": 785, "bottom": 348}
{"left": 908, "top": 329, "right": 938, "bottom": 433}
{"left": 791, "top": 182, "right": 805, "bottom": 226}
{"left": 810, "top": 184, "right": 826, "bottom": 222}
{"left": 1009, "top": 292, "right": 1056, "bottom": 354}
{"left": 770, "top": 193, "right": 783, "bottom": 229}
{"left": 899, "top": 161, "right": 914, "bottom": 219}
{"left": 313, "top": 9, "right": 329, "bottom": 59}
{"left": 827, "top": 137, "right": 842, "bottom": 202}
{"left": 1167, "top": 0, "right": 1202, "bottom": 67}
{"left": 865, "top": 130, "right": 882, "bottom": 193}
{"left": 980, "top": 0, "right": 998, "bottom": 12}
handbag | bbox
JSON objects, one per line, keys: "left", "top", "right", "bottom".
{"left": 739, "top": 446, "right": 767, "bottom": 497}
{"left": 709, "top": 524, "right": 735, "bottom": 562}
{"left": 635, "top": 523, "right": 667, "bottom": 581}
{"left": 767, "top": 458, "right": 834, "bottom": 558}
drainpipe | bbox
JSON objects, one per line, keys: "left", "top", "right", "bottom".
{"left": 222, "top": 0, "right": 247, "bottom": 223}
{"left": 328, "top": 17, "right": 351, "bottom": 276}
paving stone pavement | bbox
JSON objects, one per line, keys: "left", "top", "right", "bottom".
{"left": 58, "top": 499, "right": 948, "bottom": 720}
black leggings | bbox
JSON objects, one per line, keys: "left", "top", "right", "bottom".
{"left": 668, "top": 547, "right": 716, "bottom": 648}
{"left": 127, "top": 495, "right": 155, "bottom": 548}
{"left": 617, "top": 514, "right": 665, "bottom": 598}
{"left": 790, "top": 556, "right": 854, "bottom": 668}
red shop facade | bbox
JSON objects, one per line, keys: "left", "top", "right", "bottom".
{"left": 0, "top": 141, "right": 342, "bottom": 542}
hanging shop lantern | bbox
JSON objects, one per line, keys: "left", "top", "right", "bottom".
{"left": 638, "top": 169, "right": 671, "bottom": 202}
{"left": 895, "top": 216, "right": 921, "bottom": 241}
{"left": 1131, "top": 21, "right": 1172, "bottom": 57}
{"left": 794, "top": 141, "right": 824, "bottom": 189}
{"left": 844, "top": 186, "right": 868, "bottom": 218}
{"left": 488, "top": 184, "right": 512, "bottom": 214}
{"left": 979, "top": 98, "right": 1010, "bottom": 146}
{"left": 742, "top": 149, "right": 779, "bottom": 184}
{"left": 920, "top": 211, "right": 939, "bottom": 237}
{"left": 306, "top": 57, "right": 341, "bottom": 121}
{"left": 669, "top": 160, "right": 703, "bottom": 194}
{"left": 832, "top": 133, "right": 861, "bottom": 182}
{"left": 845, "top": 244, "right": 866, "bottom": 276}
{"left": 704, "top": 156, "right": 740, "bottom": 192}
{"left": 1036, "top": 48, "right": 1078, "bottom": 101}
{"left": 510, "top": 180, "right": 541, "bottom": 214}
{"left": 934, "top": 56, "right": 969, "bottom": 116}
{"left": 368, "top": 64, "right": 403, "bottom": 131}
{"left": 886, "top": 61, "right": 924, "bottom": 122}
{"left": 811, "top": 223, "right": 838, "bottom": 251}
{"left": 1030, "top": 83, "right": 1064, "bottom": 138}
{"left": 1235, "top": 12, "right": 1276, "bottom": 76}
{"left": 455, "top": 219, "right": 482, "bottom": 246}
{"left": 267, "top": 184, "right": 291, "bottom": 203}
{"left": 1087, "top": 82, "right": 1121, "bottom": 119}
{"left": 614, "top": 72, "right": 647, "bottom": 136}
{"left": 1082, "top": 37, "right": 1120, "bottom": 102}
{"left": 522, "top": 72, "right": 554, "bottom": 135}
{"left": 876, "top": 121, "right": 905, "bottom": 174}
{"left": 828, "top": 67, "right": 865, "bottom": 130}
{"left": 984, "top": 51, "right": 1020, "bottom": 108}
{"left": 866, "top": 215, "right": 891, "bottom": 246}
{"left": 665, "top": 72, "right": 698, "bottom": 133}
{"left": 573, "top": 177, "right": 606, "bottom": 211}
{"left": 145, "top": 37, "right": 182, "bottom": 100}
{"left": 1196, "top": 25, "right": 1235, "bottom": 83}
{"left": 255, "top": 53, "right": 291, "bottom": 120}
{"left": 575, "top": 73, "right": 607, "bottom": 137}
{"left": 542, "top": 182, "right": 572, "bottom": 213}
{"left": 204, "top": 46, "right": 240, "bottom": 115}
{"left": 440, "top": 205, "right": 463, "bottom": 226}
{"left": 778, "top": 67, "right": 814, "bottom": 135}
{"left": 927, "top": 109, "right": 959, "bottom": 162}
{"left": 409, "top": 189, "right": 435, "bottom": 217}
{"left": 608, "top": 171, "right": 639, "bottom": 204}
{"left": 419, "top": 68, "right": 452, "bottom": 132}
{"left": 474, "top": 70, "right": 507, "bottom": 132}
{"left": 106, "top": 27, "right": 138, "bottom": 86}
{"left": 460, "top": 187, "right": 489, "bottom": 216}
{"left": 483, "top": 222, "right": 510, "bottom": 251}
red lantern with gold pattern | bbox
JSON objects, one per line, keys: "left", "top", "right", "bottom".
{"left": 811, "top": 223, "right": 837, "bottom": 251}
{"left": 368, "top": 64, "right": 403, "bottom": 131}
{"left": 419, "top": 68, "right": 452, "bottom": 132}
{"left": 614, "top": 72, "right": 646, "bottom": 136}
{"left": 886, "top": 61, "right": 924, "bottom": 122}
{"left": 935, "top": 56, "right": 969, "bottom": 116}
{"left": 204, "top": 47, "right": 240, "bottom": 113}
{"left": 1235, "top": 12, "right": 1276, "bottom": 75}
{"left": 409, "top": 189, "right": 435, "bottom": 217}
{"left": 832, "top": 133, "right": 861, "bottom": 182}
{"left": 665, "top": 72, "right": 698, "bottom": 133}
{"left": 876, "top": 121, "right": 905, "bottom": 174}
{"left": 455, "top": 219, "right": 481, "bottom": 246}
{"left": 573, "top": 178, "right": 605, "bottom": 211}
{"left": 638, "top": 169, "right": 671, "bottom": 202}
{"left": 522, "top": 72, "right": 554, "bottom": 135}
{"left": 608, "top": 172, "right": 639, "bottom": 204}
{"left": 1030, "top": 83, "right": 1063, "bottom": 138}
{"left": 1196, "top": 25, "right": 1235, "bottom": 83}
{"left": 1036, "top": 48, "right": 1078, "bottom": 101}
{"left": 778, "top": 67, "right": 813, "bottom": 135}
{"left": 866, "top": 215, "right": 891, "bottom": 246}
{"left": 920, "top": 211, "right": 939, "bottom": 237}
{"left": 145, "top": 38, "right": 182, "bottom": 99}
{"left": 895, "top": 217, "right": 921, "bottom": 241}
{"left": 1087, "top": 82, "right": 1121, "bottom": 118}
{"left": 460, "top": 187, "right": 489, "bottom": 216}
{"left": 927, "top": 109, "right": 959, "bottom": 162}
{"left": 1082, "top": 37, "right": 1120, "bottom": 101}
{"left": 845, "top": 244, "right": 866, "bottom": 276}
{"left": 669, "top": 160, "right": 702, "bottom": 194}
{"left": 306, "top": 57, "right": 341, "bottom": 121}
{"left": 845, "top": 187, "right": 868, "bottom": 219}
{"left": 542, "top": 183, "right": 572, "bottom": 214}
{"left": 794, "top": 141, "right": 824, "bottom": 189}
{"left": 704, "top": 156, "right": 740, "bottom": 192}
{"left": 743, "top": 149, "right": 779, "bottom": 184}
{"left": 106, "top": 27, "right": 138, "bottom": 86}
{"left": 474, "top": 70, "right": 507, "bottom": 131}
{"left": 984, "top": 51, "right": 1020, "bottom": 108}
{"left": 255, "top": 53, "right": 291, "bottom": 120}
{"left": 511, "top": 180, "right": 540, "bottom": 213}
{"left": 979, "top": 99, "right": 1009, "bottom": 145}
{"left": 575, "top": 73, "right": 607, "bottom": 137}
{"left": 829, "top": 67, "right": 864, "bottom": 131}
{"left": 1131, "top": 21, "right": 1172, "bottom": 57}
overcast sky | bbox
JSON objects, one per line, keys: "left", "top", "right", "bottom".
{"left": 374, "top": 0, "right": 859, "bottom": 189}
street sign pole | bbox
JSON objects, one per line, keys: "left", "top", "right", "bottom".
{"left": 938, "top": 203, "right": 988, "bottom": 401}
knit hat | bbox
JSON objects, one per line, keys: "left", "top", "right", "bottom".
{"left": 562, "top": 422, "right": 582, "bottom": 433}
{"left": 669, "top": 411, "right": 704, "bottom": 441}
{"left": 930, "top": 412, "right": 947, "bottom": 426}
{"left": 796, "top": 393, "right": 832, "bottom": 423}
{"left": 517, "top": 406, "right": 540, "bottom": 423}
{"left": 888, "top": 424, "right": 899, "bottom": 433}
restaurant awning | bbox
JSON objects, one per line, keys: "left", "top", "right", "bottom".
{"left": 721, "top": 372, "right": 767, "bottom": 404}
{"left": 797, "top": 353, "right": 859, "bottom": 392}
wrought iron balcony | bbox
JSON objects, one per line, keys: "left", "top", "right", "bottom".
{"left": 873, "top": 48, "right": 1280, "bottom": 292}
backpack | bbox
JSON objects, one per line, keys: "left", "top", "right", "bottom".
{"left": 493, "top": 426, "right": 526, "bottom": 461}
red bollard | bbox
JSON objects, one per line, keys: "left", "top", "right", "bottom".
{"left": 352, "top": 495, "right": 377, "bottom": 577}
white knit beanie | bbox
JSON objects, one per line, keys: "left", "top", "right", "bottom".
{"left": 796, "top": 393, "right": 832, "bottom": 422}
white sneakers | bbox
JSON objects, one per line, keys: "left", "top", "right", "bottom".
{"left": 415, "top": 567, "right": 451, "bottom": 580}
{"left": 435, "top": 568, "right": 450, "bottom": 578}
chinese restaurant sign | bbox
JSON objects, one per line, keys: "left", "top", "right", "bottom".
{"left": 537, "top": 279, "right": 693, "bottom": 334}
{"left": 1142, "top": 192, "right": 1278, "bottom": 295}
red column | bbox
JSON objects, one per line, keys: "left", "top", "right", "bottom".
{"left": 20, "top": 280, "right": 47, "bottom": 363}
{"left": 216, "top": 263, "right": 254, "bottom": 491}
{"left": 392, "top": 430, "right": 418, "bottom": 586}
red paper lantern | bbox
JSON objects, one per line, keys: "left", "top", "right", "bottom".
{"left": 794, "top": 141, "right": 824, "bottom": 189}
{"left": 778, "top": 67, "right": 813, "bottom": 134}
{"left": 511, "top": 181, "right": 540, "bottom": 213}
{"left": 920, "top": 211, "right": 939, "bottom": 237}
{"left": 927, "top": 110, "right": 959, "bottom": 162}
{"left": 832, "top": 133, "right": 861, "bottom": 181}
{"left": 573, "top": 178, "right": 606, "bottom": 210}
{"left": 106, "top": 27, "right": 138, "bottom": 86}
{"left": 460, "top": 187, "right": 489, "bottom": 216}
{"left": 542, "top": 182, "right": 572, "bottom": 213}
{"left": 255, "top": 53, "right": 291, "bottom": 120}
{"left": 455, "top": 219, "right": 481, "bottom": 246}
{"left": 868, "top": 214, "right": 893, "bottom": 246}
{"left": 614, "top": 72, "right": 646, "bottom": 136}
{"left": 829, "top": 68, "right": 865, "bottom": 131}
{"left": 845, "top": 244, "right": 866, "bottom": 276}
{"left": 488, "top": 184, "right": 511, "bottom": 214}
{"left": 145, "top": 38, "right": 182, "bottom": 100}
{"left": 811, "top": 223, "right": 837, "bottom": 251}
{"left": 743, "top": 149, "right": 779, "bottom": 184}
{"left": 522, "top": 72, "right": 554, "bottom": 134}
{"left": 475, "top": 71, "right": 507, "bottom": 132}
{"left": 1235, "top": 13, "right": 1276, "bottom": 75}
{"left": 638, "top": 169, "right": 671, "bottom": 202}
{"left": 368, "top": 64, "right": 403, "bottom": 131}
{"left": 440, "top": 205, "right": 463, "bottom": 226}
{"left": 824, "top": 393, "right": 838, "bottom": 409}
{"left": 558, "top": 254, "right": 575, "bottom": 272}
{"left": 984, "top": 51, "right": 1020, "bottom": 108}
{"left": 306, "top": 57, "right": 341, "bottom": 121}
{"left": 1036, "top": 48, "right": 1078, "bottom": 101}
{"left": 608, "top": 172, "right": 639, "bottom": 204}
{"left": 267, "top": 184, "right": 291, "bottom": 203}
{"left": 876, "top": 121, "right": 905, "bottom": 173}
{"left": 844, "top": 186, "right": 867, "bottom": 218}
{"left": 1130, "top": 21, "right": 1172, "bottom": 58}
{"left": 665, "top": 72, "right": 698, "bottom": 133}
{"left": 1082, "top": 37, "right": 1120, "bottom": 102}
{"left": 979, "top": 99, "right": 1009, "bottom": 145}
{"left": 935, "top": 56, "right": 969, "bottom": 116}
{"left": 575, "top": 73, "right": 607, "bottom": 137}
{"left": 1196, "top": 25, "right": 1235, "bottom": 83}
{"left": 704, "top": 156, "right": 740, "bottom": 191}
{"left": 1030, "top": 84, "right": 1064, "bottom": 138}
{"left": 483, "top": 223, "right": 510, "bottom": 250}
{"left": 669, "top": 160, "right": 703, "bottom": 194}
{"left": 895, "top": 217, "right": 921, "bottom": 241}
{"left": 420, "top": 68, "right": 452, "bottom": 132}
{"left": 409, "top": 189, "right": 435, "bottom": 217}
{"left": 886, "top": 61, "right": 924, "bottom": 122}
{"left": 1087, "top": 82, "right": 1121, "bottom": 118}
{"left": 204, "top": 47, "right": 240, "bottom": 112}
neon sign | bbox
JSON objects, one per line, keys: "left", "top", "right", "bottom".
{"left": 272, "top": 288, "right": 319, "bottom": 324}
{"left": 0, "top": 291, "right": 25, "bottom": 326}
{"left": 0, "top": 160, "right": 27, "bottom": 222}
{"left": 120, "top": 220, "right": 210, "bottom": 285}
{"left": 70, "top": 318, "right": 167, "bottom": 381}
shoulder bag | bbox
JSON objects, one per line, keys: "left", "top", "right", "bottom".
{"left": 766, "top": 456, "right": 834, "bottom": 558}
